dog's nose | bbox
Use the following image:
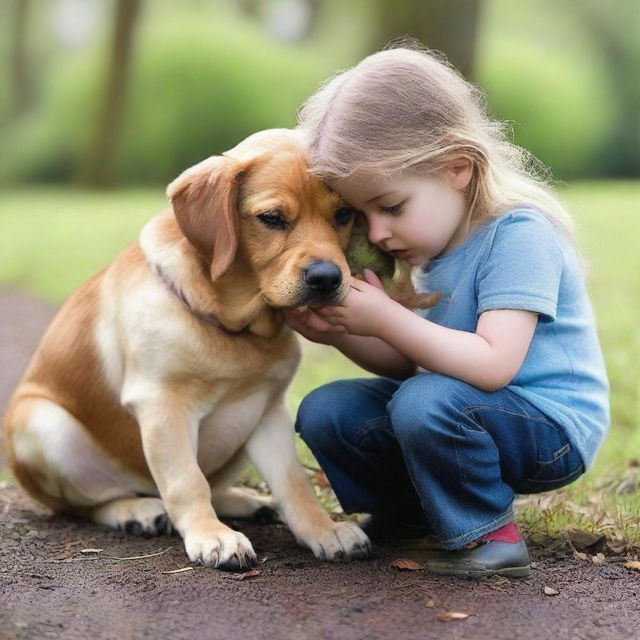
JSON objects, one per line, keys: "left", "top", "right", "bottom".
{"left": 304, "top": 260, "right": 342, "bottom": 294}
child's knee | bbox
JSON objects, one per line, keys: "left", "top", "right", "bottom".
{"left": 294, "top": 380, "right": 355, "bottom": 447}
{"left": 387, "top": 373, "right": 475, "bottom": 443}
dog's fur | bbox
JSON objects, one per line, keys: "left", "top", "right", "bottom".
{"left": 3, "top": 129, "right": 371, "bottom": 570}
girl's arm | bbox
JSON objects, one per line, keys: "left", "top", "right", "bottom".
{"left": 330, "top": 333, "right": 416, "bottom": 379}
{"left": 284, "top": 308, "right": 416, "bottom": 379}
{"left": 318, "top": 274, "right": 538, "bottom": 392}
{"left": 372, "top": 304, "right": 537, "bottom": 391}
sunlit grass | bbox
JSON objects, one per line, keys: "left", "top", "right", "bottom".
{"left": 1, "top": 181, "right": 638, "bottom": 544}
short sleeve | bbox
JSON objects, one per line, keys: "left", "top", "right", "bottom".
{"left": 475, "top": 212, "right": 564, "bottom": 322}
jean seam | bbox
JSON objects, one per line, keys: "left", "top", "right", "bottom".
{"left": 460, "top": 404, "right": 571, "bottom": 463}
{"left": 523, "top": 465, "right": 584, "bottom": 485}
{"left": 460, "top": 404, "right": 557, "bottom": 427}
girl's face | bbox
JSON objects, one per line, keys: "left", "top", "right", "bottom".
{"left": 330, "top": 163, "right": 472, "bottom": 266}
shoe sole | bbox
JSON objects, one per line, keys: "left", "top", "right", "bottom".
{"left": 426, "top": 565, "right": 531, "bottom": 579}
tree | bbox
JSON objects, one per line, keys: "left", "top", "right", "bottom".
{"left": 9, "top": 0, "right": 31, "bottom": 119}
{"left": 575, "top": 0, "right": 640, "bottom": 176}
{"left": 81, "top": 0, "right": 142, "bottom": 187}
{"left": 369, "top": 0, "right": 482, "bottom": 79}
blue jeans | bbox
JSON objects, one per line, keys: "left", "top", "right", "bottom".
{"left": 295, "top": 374, "right": 585, "bottom": 549}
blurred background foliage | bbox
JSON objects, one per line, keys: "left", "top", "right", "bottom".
{"left": 0, "top": 0, "right": 638, "bottom": 187}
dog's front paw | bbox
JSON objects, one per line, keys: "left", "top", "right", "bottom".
{"left": 183, "top": 521, "right": 257, "bottom": 571}
{"left": 306, "top": 522, "right": 373, "bottom": 562}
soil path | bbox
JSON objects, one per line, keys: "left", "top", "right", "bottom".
{"left": 1, "top": 287, "right": 638, "bottom": 640}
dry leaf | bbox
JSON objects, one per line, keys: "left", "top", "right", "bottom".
{"left": 425, "top": 599, "right": 436, "bottom": 608}
{"left": 606, "top": 539, "right": 628, "bottom": 555}
{"left": 313, "top": 471, "right": 329, "bottom": 488}
{"left": 568, "top": 530, "right": 606, "bottom": 553}
{"left": 624, "top": 561, "right": 640, "bottom": 571}
{"left": 437, "top": 611, "right": 469, "bottom": 622}
{"left": 231, "top": 569, "right": 262, "bottom": 580}
{"left": 80, "top": 548, "right": 103, "bottom": 554}
{"left": 390, "top": 558, "right": 424, "bottom": 571}
{"left": 544, "top": 586, "right": 559, "bottom": 596}
{"left": 572, "top": 551, "right": 588, "bottom": 561}
{"left": 592, "top": 552, "right": 606, "bottom": 565}
{"left": 486, "top": 577, "right": 510, "bottom": 592}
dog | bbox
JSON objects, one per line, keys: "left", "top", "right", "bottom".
{"left": 4, "top": 129, "right": 372, "bottom": 571}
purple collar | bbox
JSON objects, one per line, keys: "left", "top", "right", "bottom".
{"left": 153, "top": 264, "right": 247, "bottom": 334}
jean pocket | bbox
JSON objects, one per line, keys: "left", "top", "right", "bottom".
{"left": 516, "top": 443, "right": 585, "bottom": 494}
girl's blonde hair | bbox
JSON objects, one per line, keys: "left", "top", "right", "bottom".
{"left": 297, "top": 42, "right": 574, "bottom": 235}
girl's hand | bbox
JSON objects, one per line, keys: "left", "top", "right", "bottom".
{"left": 316, "top": 269, "right": 398, "bottom": 337}
{"left": 283, "top": 306, "right": 347, "bottom": 345}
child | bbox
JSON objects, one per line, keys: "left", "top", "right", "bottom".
{"left": 286, "top": 43, "right": 609, "bottom": 578}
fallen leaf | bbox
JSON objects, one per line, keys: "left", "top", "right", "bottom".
{"left": 437, "top": 611, "right": 469, "bottom": 622}
{"left": 572, "top": 551, "right": 588, "bottom": 561}
{"left": 544, "top": 586, "right": 559, "bottom": 596}
{"left": 624, "top": 561, "right": 640, "bottom": 571}
{"left": 606, "top": 539, "right": 628, "bottom": 555}
{"left": 80, "top": 548, "right": 103, "bottom": 554}
{"left": 528, "top": 533, "right": 555, "bottom": 547}
{"left": 592, "top": 552, "right": 606, "bottom": 565}
{"left": 486, "top": 576, "right": 510, "bottom": 592}
{"left": 230, "top": 569, "right": 262, "bottom": 580}
{"left": 390, "top": 558, "right": 424, "bottom": 571}
{"left": 425, "top": 599, "right": 436, "bottom": 608}
{"left": 568, "top": 530, "right": 606, "bottom": 553}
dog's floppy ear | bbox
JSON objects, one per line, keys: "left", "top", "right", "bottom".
{"left": 167, "top": 156, "right": 247, "bottom": 281}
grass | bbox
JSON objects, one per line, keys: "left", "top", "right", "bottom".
{"left": 1, "top": 181, "right": 639, "bottom": 545}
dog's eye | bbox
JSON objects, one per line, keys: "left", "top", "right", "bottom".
{"left": 334, "top": 207, "right": 354, "bottom": 226}
{"left": 257, "top": 210, "right": 289, "bottom": 230}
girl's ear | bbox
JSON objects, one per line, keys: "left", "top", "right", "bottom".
{"left": 446, "top": 158, "right": 473, "bottom": 191}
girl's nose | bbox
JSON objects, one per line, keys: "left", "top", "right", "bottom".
{"left": 367, "top": 218, "right": 391, "bottom": 245}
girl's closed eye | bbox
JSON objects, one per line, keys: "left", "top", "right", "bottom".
{"left": 380, "top": 199, "right": 407, "bottom": 214}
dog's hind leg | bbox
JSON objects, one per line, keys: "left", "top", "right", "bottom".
{"left": 211, "top": 487, "right": 278, "bottom": 522}
{"left": 91, "top": 497, "right": 172, "bottom": 536}
{"left": 207, "top": 451, "right": 278, "bottom": 522}
{"left": 6, "top": 396, "right": 157, "bottom": 517}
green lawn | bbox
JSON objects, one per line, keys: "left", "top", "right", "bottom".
{"left": 1, "top": 182, "right": 639, "bottom": 542}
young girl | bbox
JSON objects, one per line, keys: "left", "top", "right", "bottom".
{"left": 286, "top": 44, "right": 609, "bottom": 578}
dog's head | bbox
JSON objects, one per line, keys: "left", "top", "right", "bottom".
{"left": 167, "top": 130, "right": 354, "bottom": 308}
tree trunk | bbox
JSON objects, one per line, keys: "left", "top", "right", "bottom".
{"left": 575, "top": 2, "right": 640, "bottom": 177}
{"left": 369, "top": 0, "right": 482, "bottom": 79}
{"left": 9, "top": 0, "right": 30, "bottom": 119}
{"left": 82, "top": 0, "right": 142, "bottom": 187}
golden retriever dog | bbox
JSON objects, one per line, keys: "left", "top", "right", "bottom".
{"left": 4, "top": 129, "right": 372, "bottom": 571}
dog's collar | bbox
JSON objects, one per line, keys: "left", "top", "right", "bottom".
{"left": 153, "top": 264, "right": 248, "bottom": 334}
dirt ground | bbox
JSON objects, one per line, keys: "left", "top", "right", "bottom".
{"left": 1, "top": 287, "right": 639, "bottom": 640}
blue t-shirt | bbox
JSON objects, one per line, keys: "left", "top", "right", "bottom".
{"left": 412, "top": 208, "right": 609, "bottom": 469}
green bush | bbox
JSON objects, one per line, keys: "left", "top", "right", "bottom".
{"left": 478, "top": 36, "right": 616, "bottom": 179}
{"left": 0, "top": 52, "right": 98, "bottom": 183}
{"left": 0, "top": 12, "right": 330, "bottom": 185}
{"left": 115, "top": 15, "right": 328, "bottom": 183}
